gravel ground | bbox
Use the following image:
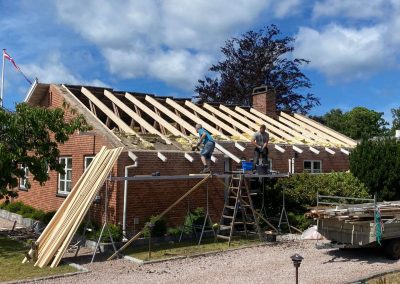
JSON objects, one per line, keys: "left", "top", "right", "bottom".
{"left": 30, "top": 238, "right": 400, "bottom": 284}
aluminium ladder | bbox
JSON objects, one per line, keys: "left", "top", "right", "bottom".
{"left": 216, "top": 172, "right": 262, "bottom": 246}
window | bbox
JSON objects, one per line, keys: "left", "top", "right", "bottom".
{"left": 58, "top": 157, "right": 72, "bottom": 195}
{"left": 85, "top": 156, "right": 95, "bottom": 170}
{"left": 304, "top": 160, "right": 322, "bottom": 173}
{"left": 19, "top": 167, "right": 29, "bottom": 190}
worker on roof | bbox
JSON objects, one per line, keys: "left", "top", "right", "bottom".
{"left": 195, "top": 124, "right": 215, "bottom": 174}
{"left": 251, "top": 124, "right": 269, "bottom": 171}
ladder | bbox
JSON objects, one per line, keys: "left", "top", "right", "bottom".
{"left": 216, "top": 172, "right": 262, "bottom": 246}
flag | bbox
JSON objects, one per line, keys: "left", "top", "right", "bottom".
{"left": 3, "top": 50, "right": 21, "bottom": 72}
{"left": 3, "top": 50, "right": 32, "bottom": 84}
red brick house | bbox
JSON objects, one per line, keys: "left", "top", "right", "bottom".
{"left": 15, "top": 82, "right": 356, "bottom": 236}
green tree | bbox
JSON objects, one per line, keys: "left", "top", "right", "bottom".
{"left": 349, "top": 138, "right": 400, "bottom": 200}
{"left": 343, "top": 107, "right": 388, "bottom": 139}
{"left": 316, "top": 107, "right": 388, "bottom": 140}
{"left": 0, "top": 103, "right": 90, "bottom": 199}
{"left": 195, "top": 25, "right": 320, "bottom": 114}
{"left": 390, "top": 107, "right": 400, "bottom": 135}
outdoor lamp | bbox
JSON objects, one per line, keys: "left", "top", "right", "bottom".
{"left": 290, "top": 253, "right": 303, "bottom": 284}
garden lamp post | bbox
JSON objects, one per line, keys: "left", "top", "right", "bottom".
{"left": 147, "top": 223, "right": 155, "bottom": 259}
{"left": 290, "top": 253, "right": 303, "bottom": 284}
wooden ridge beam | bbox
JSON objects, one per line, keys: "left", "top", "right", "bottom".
{"left": 103, "top": 90, "right": 172, "bottom": 144}
{"left": 166, "top": 98, "right": 230, "bottom": 140}
{"left": 185, "top": 101, "right": 249, "bottom": 141}
{"left": 235, "top": 106, "right": 302, "bottom": 144}
{"left": 203, "top": 103, "right": 254, "bottom": 136}
{"left": 294, "top": 113, "right": 357, "bottom": 147}
{"left": 80, "top": 87, "right": 137, "bottom": 135}
{"left": 125, "top": 93, "right": 187, "bottom": 139}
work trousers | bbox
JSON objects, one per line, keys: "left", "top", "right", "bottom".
{"left": 253, "top": 147, "right": 268, "bottom": 169}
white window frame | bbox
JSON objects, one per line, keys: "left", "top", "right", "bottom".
{"left": 303, "top": 160, "right": 322, "bottom": 173}
{"left": 84, "top": 156, "right": 95, "bottom": 171}
{"left": 19, "top": 166, "right": 29, "bottom": 190}
{"left": 58, "top": 157, "right": 72, "bottom": 195}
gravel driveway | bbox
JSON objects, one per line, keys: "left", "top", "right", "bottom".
{"left": 31, "top": 238, "right": 400, "bottom": 284}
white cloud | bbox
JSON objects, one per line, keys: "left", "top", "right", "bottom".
{"left": 54, "top": 0, "right": 278, "bottom": 90}
{"left": 313, "top": 0, "right": 389, "bottom": 19}
{"left": 294, "top": 24, "right": 391, "bottom": 80}
{"left": 273, "top": 0, "right": 303, "bottom": 18}
{"left": 21, "top": 52, "right": 108, "bottom": 87}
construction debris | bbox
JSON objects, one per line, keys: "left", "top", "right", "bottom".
{"left": 22, "top": 146, "right": 123, "bottom": 268}
{"left": 308, "top": 201, "right": 400, "bottom": 223}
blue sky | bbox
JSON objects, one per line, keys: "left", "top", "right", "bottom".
{"left": 0, "top": 0, "right": 398, "bottom": 123}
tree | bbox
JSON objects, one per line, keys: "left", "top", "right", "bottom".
{"left": 390, "top": 107, "right": 400, "bottom": 134}
{"left": 194, "top": 25, "right": 320, "bottom": 114}
{"left": 315, "top": 107, "right": 388, "bottom": 140}
{"left": 350, "top": 138, "right": 400, "bottom": 201}
{"left": 0, "top": 103, "right": 90, "bottom": 199}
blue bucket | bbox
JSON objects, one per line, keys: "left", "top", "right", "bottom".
{"left": 241, "top": 161, "right": 253, "bottom": 171}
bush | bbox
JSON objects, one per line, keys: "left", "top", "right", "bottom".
{"left": 92, "top": 224, "right": 123, "bottom": 242}
{"left": 143, "top": 215, "right": 167, "bottom": 238}
{"left": 350, "top": 137, "right": 400, "bottom": 200}
{"left": 167, "top": 227, "right": 182, "bottom": 237}
{"left": 182, "top": 207, "right": 205, "bottom": 235}
{"left": 264, "top": 173, "right": 369, "bottom": 229}
{"left": 0, "top": 201, "right": 55, "bottom": 224}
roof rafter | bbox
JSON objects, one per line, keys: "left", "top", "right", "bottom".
{"left": 185, "top": 101, "right": 249, "bottom": 141}
{"left": 235, "top": 107, "right": 302, "bottom": 144}
{"left": 103, "top": 90, "right": 172, "bottom": 144}
{"left": 146, "top": 96, "right": 241, "bottom": 163}
{"left": 124, "top": 92, "right": 188, "bottom": 140}
{"left": 280, "top": 112, "right": 348, "bottom": 147}
{"left": 80, "top": 87, "right": 138, "bottom": 136}
{"left": 203, "top": 103, "right": 254, "bottom": 136}
{"left": 294, "top": 113, "right": 357, "bottom": 147}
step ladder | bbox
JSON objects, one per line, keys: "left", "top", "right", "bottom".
{"left": 216, "top": 172, "right": 262, "bottom": 246}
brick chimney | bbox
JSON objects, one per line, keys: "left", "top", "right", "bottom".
{"left": 252, "top": 85, "right": 277, "bottom": 118}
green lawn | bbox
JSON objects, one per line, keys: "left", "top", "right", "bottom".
{"left": 125, "top": 237, "right": 263, "bottom": 261}
{"left": 0, "top": 236, "right": 76, "bottom": 282}
{"left": 368, "top": 272, "right": 400, "bottom": 284}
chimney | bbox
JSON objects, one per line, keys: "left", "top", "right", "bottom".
{"left": 252, "top": 85, "right": 277, "bottom": 118}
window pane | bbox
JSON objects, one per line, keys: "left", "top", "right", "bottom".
{"left": 304, "top": 161, "right": 312, "bottom": 169}
{"left": 59, "top": 181, "right": 65, "bottom": 192}
{"left": 67, "top": 170, "right": 72, "bottom": 181}
{"left": 85, "top": 157, "right": 94, "bottom": 170}
{"left": 313, "top": 161, "right": 321, "bottom": 170}
{"left": 66, "top": 181, "right": 72, "bottom": 192}
{"left": 67, "top": 158, "right": 72, "bottom": 168}
{"left": 60, "top": 173, "right": 66, "bottom": 180}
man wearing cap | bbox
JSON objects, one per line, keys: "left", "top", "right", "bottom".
{"left": 251, "top": 124, "right": 269, "bottom": 170}
{"left": 194, "top": 124, "right": 215, "bottom": 173}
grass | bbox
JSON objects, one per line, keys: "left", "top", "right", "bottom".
{"left": 125, "top": 237, "right": 263, "bottom": 261}
{"left": 368, "top": 272, "right": 400, "bottom": 284}
{"left": 0, "top": 236, "right": 76, "bottom": 282}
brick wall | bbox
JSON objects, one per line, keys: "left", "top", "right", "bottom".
{"left": 13, "top": 84, "right": 350, "bottom": 234}
{"left": 252, "top": 86, "right": 277, "bottom": 118}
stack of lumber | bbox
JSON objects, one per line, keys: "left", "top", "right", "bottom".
{"left": 308, "top": 201, "right": 400, "bottom": 223}
{"left": 23, "top": 146, "right": 123, "bottom": 268}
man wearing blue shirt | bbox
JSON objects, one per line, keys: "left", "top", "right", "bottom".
{"left": 195, "top": 124, "right": 215, "bottom": 173}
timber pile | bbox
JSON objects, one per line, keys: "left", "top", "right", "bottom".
{"left": 23, "top": 146, "right": 123, "bottom": 268}
{"left": 308, "top": 201, "right": 400, "bottom": 222}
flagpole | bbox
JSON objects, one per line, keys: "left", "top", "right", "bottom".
{"left": 1, "top": 49, "right": 5, "bottom": 108}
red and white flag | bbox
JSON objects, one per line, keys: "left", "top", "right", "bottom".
{"left": 2, "top": 50, "right": 32, "bottom": 84}
{"left": 3, "top": 50, "right": 21, "bottom": 71}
